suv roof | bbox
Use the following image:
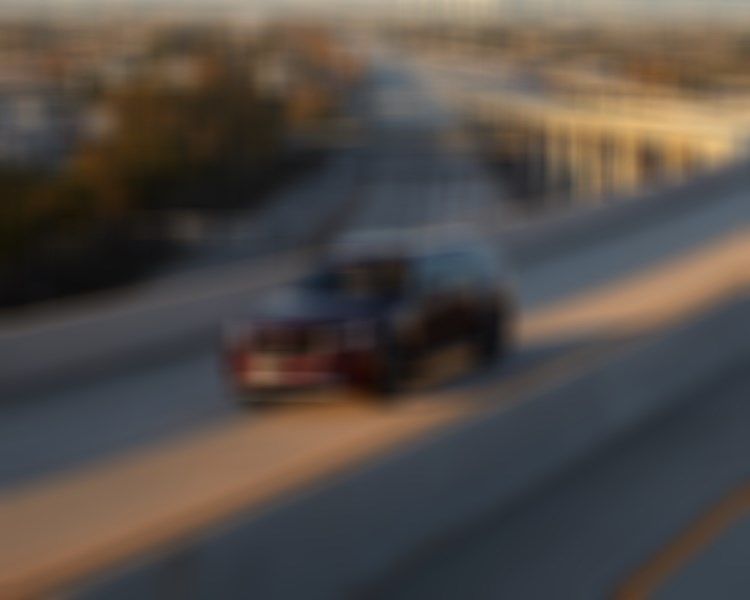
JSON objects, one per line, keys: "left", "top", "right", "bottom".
{"left": 328, "top": 226, "right": 515, "bottom": 279}
{"left": 330, "top": 225, "right": 491, "bottom": 258}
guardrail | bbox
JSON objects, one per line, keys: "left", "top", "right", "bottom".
{"left": 64, "top": 294, "right": 749, "bottom": 600}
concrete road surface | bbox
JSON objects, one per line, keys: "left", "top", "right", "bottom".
{"left": 370, "top": 362, "right": 750, "bottom": 600}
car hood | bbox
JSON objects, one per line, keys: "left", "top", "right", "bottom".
{"left": 251, "top": 287, "right": 397, "bottom": 326}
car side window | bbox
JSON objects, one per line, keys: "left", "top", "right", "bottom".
{"left": 452, "top": 252, "right": 488, "bottom": 293}
{"left": 415, "top": 255, "right": 443, "bottom": 297}
{"left": 417, "top": 251, "right": 484, "bottom": 297}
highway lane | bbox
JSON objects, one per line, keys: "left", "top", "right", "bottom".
{"left": 341, "top": 54, "right": 502, "bottom": 234}
{"left": 1, "top": 46, "right": 748, "bottom": 488}
{"left": 369, "top": 353, "right": 750, "bottom": 600}
{"left": 345, "top": 146, "right": 501, "bottom": 233}
{"left": 516, "top": 182, "right": 748, "bottom": 310}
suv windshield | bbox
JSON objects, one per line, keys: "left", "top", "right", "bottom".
{"left": 303, "top": 259, "right": 409, "bottom": 300}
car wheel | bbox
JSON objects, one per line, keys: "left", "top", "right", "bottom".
{"left": 372, "top": 335, "right": 405, "bottom": 399}
{"left": 474, "top": 306, "right": 505, "bottom": 366}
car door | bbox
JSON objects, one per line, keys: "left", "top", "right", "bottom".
{"left": 415, "top": 253, "right": 474, "bottom": 348}
{"left": 443, "top": 251, "right": 487, "bottom": 339}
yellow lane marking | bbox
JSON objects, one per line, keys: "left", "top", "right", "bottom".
{"left": 0, "top": 230, "right": 747, "bottom": 600}
{"left": 613, "top": 484, "right": 750, "bottom": 600}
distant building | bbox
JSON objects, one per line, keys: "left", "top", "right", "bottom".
{"left": 0, "top": 69, "right": 79, "bottom": 168}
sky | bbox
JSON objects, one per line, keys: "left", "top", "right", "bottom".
{"left": 1, "top": 0, "right": 749, "bottom": 22}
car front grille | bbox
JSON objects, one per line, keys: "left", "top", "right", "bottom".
{"left": 253, "top": 324, "right": 336, "bottom": 356}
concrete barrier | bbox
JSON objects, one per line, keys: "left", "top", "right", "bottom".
{"left": 503, "top": 159, "right": 750, "bottom": 267}
{"left": 69, "top": 295, "right": 750, "bottom": 600}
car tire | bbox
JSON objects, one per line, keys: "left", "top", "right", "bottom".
{"left": 371, "top": 334, "right": 405, "bottom": 399}
{"left": 474, "top": 305, "right": 506, "bottom": 366}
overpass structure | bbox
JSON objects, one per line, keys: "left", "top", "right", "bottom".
{"left": 415, "top": 56, "right": 750, "bottom": 203}
{"left": 469, "top": 90, "right": 740, "bottom": 196}
{"left": 0, "top": 41, "right": 748, "bottom": 600}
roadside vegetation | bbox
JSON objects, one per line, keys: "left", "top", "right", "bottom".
{"left": 0, "top": 24, "right": 364, "bottom": 308}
